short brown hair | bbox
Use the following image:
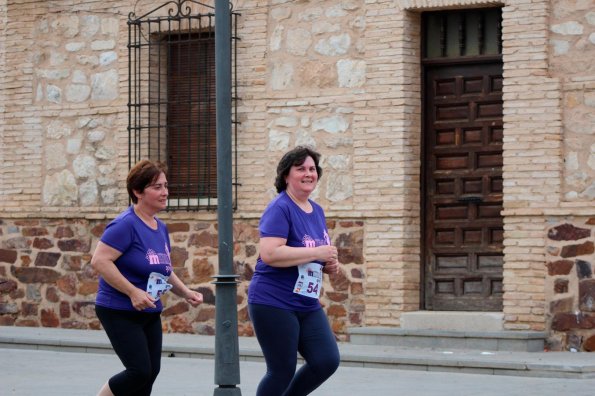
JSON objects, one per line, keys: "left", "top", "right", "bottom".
{"left": 274, "top": 146, "right": 322, "bottom": 193}
{"left": 127, "top": 160, "right": 168, "bottom": 204}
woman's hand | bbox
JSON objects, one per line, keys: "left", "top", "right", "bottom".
{"left": 168, "top": 271, "right": 203, "bottom": 307}
{"left": 185, "top": 290, "right": 203, "bottom": 307}
{"left": 316, "top": 245, "right": 338, "bottom": 263}
{"left": 323, "top": 257, "right": 340, "bottom": 275}
{"left": 319, "top": 245, "right": 339, "bottom": 275}
{"left": 129, "top": 288, "right": 157, "bottom": 311}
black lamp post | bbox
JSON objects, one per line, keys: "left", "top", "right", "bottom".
{"left": 212, "top": 0, "right": 241, "bottom": 395}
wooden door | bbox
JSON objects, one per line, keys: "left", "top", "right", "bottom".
{"left": 423, "top": 62, "right": 504, "bottom": 311}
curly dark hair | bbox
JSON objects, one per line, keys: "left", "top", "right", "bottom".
{"left": 274, "top": 146, "right": 322, "bottom": 193}
{"left": 127, "top": 160, "right": 168, "bottom": 204}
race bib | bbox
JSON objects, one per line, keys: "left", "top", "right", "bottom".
{"left": 293, "top": 262, "right": 323, "bottom": 299}
{"left": 146, "top": 272, "right": 172, "bottom": 300}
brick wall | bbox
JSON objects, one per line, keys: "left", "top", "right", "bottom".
{"left": 1, "top": 0, "right": 594, "bottom": 350}
{"left": 499, "top": 0, "right": 562, "bottom": 332}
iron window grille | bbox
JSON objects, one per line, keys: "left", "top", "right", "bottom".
{"left": 128, "top": 1, "right": 240, "bottom": 211}
{"left": 422, "top": 8, "right": 502, "bottom": 62}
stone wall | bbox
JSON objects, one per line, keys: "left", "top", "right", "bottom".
{"left": 546, "top": 220, "right": 595, "bottom": 351}
{"left": 1, "top": 0, "right": 130, "bottom": 214}
{"left": 0, "top": 217, "right": 365, "bottom": 339}
{"left": 543, "top": 0, "right": 595, "bottom": 352}
{"left": 549, "top": 2, "right": 595, "bottom": 201}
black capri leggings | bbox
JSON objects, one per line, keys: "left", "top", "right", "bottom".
{"left": 249, "top": 303, "right": 340, "bottom": 396}
{"left": 95, "top": 305, "right": 162, "bottom": 396}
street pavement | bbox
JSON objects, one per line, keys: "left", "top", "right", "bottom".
{"left": 3, "top": 347, "right": 595, "bottom": 396}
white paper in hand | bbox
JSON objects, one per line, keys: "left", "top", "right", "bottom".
{"left": 146, "top": 272, "right": 172, "bottom": 300}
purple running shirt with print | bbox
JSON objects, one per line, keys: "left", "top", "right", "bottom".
{"left": 248, "top": 191, "right": 331, "bottom": 312}
{"left": 95, "top": 206, "right": 172, "bottom": 312}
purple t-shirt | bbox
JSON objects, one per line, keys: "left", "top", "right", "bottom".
{"left": 95, "top": 206, "right": 173, "bottom": 312}
{"left": 248, "top": 191, "right": 331, "bottom": 312}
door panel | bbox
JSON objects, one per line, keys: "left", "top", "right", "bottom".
{"left": 424, "top": 62, "right": 504, "bottom": 311}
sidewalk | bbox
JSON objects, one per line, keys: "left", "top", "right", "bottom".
{"left": 3, "top": 347, "right": 595, "bottom": 396}
{"left": 1, "top": 326, "right": 594, "bottom": 379}
{"left": 1, "top": 326, "right": 595, "bottom": 396}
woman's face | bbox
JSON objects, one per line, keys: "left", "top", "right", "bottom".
{"left": 136, "top": 172, "right": 169, "bottom": 212}
{"left": 285, "top": 156, "right": 318, "bottom": 196}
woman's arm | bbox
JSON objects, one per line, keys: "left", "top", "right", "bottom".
{"left": 169, "top": 271, "right": 203, "bottom": 306}
{"left": 91, "top": 241, "right": 156, "bottom": 310}
{"left": 259, "top": 237, "right": 338, "bottom": 268}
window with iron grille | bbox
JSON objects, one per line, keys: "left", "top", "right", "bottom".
{"left": 128, "top": 1, "right": 239, "bottom": 211}
{"left": 422, "top": 8, "right": 502, "bottom": 61}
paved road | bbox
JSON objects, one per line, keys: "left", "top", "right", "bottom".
{"left": 2, "top": 348, "right": 594, "bottom": 396}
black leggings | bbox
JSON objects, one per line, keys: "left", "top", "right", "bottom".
{"left": 248, "top": 304, "right": 340, "bottom": 396}
{"left": 95, "top": 305, "right": 162, "bottom": 396}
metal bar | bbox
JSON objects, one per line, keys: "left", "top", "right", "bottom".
{"left": 196, "top": 23, "right": 202, "bottom": 206}
{"left": 213, "top": 0, "right": 241, "bottom": 394}
{"left": 233, "top": 11, "right": 239, "bottom": 210}
{"left": 136, "top": 22, "right": 142, "bottom": 162}
{"left": 177, "top": 17, "right": 189, "bottom": 208}
{"left": 132, "top": 23, "right": 138, "bottom": 163}
{"left": 459, "top": 12, "right": 466, "bottom": 56}
{"left": 131, "top": 1, "right": 214, "bottom": 22}
{"left": 166, "top": 16, "right": 176, "bottom": 206}
{"left": 440, "top": 14, "right": 447, "bottom": 57}
{"left": 211, "top": 15, "right": 219, "bottom": 209}
{"left": 147, "top": 20, "right": 153, "bottom": 159}
{"left": 479, "top": 12, "right": 485, "bottom": 55}
{"left": 158, "top": 20, "right": 164, "bottom": 167}
{"left": 497, "top": 12, "right": 502, "bottom": 54}
{"left": 128, "top": 20, "right": 132, "bottom": 171}
{"left": 200, "top": 19, "right": 206, "bottom": 208}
